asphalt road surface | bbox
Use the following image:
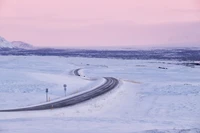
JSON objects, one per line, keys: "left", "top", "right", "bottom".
{"left": 74, "top": 68, "right": 81, "bottom": 76}
{"left": 0, "top": 69, "right": 119, "bottom": 112}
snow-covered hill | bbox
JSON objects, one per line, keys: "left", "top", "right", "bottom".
{"left": 0, "top": 36, "right": 14, "bottom": 48}
{"left": 0, "top": 36, "right": 34, "bottom": 49}
{"left": 11, "top": 41, "right": 33, "bottom": 49}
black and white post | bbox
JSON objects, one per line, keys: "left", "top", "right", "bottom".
{"left": 46, "top": 88, "right": 48, "bottom": 102}
{"left": 64, "top": 84, "right": 67, "bottom": 96}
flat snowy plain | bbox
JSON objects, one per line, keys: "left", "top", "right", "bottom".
{"left": 0, "top": 56, "right": 200, "bottom": 133}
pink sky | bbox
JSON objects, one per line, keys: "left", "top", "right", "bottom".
{"left": 0, "top": 0, "right": 200, "bottom": 47}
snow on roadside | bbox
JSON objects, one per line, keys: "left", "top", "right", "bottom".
{"left": 0, "top": 56, "right": 103, "bottom": 109}
{"left": 0, "top": 56, "right": 200, "bottom": 133}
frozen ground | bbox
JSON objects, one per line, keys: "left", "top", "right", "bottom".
{"left": 0, "top": 56, "right": 200, "bottom": 133}
{"left": 0, "top": 56, "right": 103, "bottom": 109}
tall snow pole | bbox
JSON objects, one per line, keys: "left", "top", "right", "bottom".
{"left": 46, "top": 88, "right": 48, "bottom": 102}
{"left": 64, "top": 84, "right": 67, "bottom": 96}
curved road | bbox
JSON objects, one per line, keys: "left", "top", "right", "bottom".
{"left": 74, "top": 68, "right": 81, "bottom": 76}
{"left": 0, "top": 69, "right": 119, "bottom": 112}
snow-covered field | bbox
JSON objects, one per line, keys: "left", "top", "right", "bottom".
{"left": 0, "top": 56, "right": 200, "bottom": 133}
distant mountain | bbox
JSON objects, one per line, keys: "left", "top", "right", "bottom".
{"left": 11, "top": 41, "right": 33, "bottom": 49}
{"left": 0, "top": 36, "right": 14, "bottom": 48}
{"left": 0, "top": 36, "right": 34, "bottom": 49}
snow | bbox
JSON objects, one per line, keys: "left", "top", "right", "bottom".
{"left": 0, "top": 37, "right": 13, "bottom": 48}
{"left": 0, "top": 56, "right": 102, "bottom": 109}
{"left": 0, "top": 56, "right": 200, "bottom": 133}
{"left": 0, "top": 36, "right": 34, "bottom": 49}
{"left": 11, "top": 41, "right": 33, "bottom": 49}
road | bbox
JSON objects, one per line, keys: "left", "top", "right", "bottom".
{"left": 74, "top": 68, "right": 81, "bottom": 76}
{"left": 0, "top": 69, "right": 119, "bottom": 112}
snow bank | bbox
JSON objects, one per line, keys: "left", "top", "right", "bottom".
{"left": 0, "top": 56, "right": 200, "bottom": 133}
{"left": 0, "top": 56, "right": 101, "bottom": 109}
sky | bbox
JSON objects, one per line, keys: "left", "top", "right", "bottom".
{"left": 0, "top": 0, "right": 200, "bottom": 48}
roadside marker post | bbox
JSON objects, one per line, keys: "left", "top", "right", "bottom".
{"left": 64, "top": 84, "right": 67, "bottom": 96}
{"left": 46, "top": 88, "right": 48, "bottom": 102}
